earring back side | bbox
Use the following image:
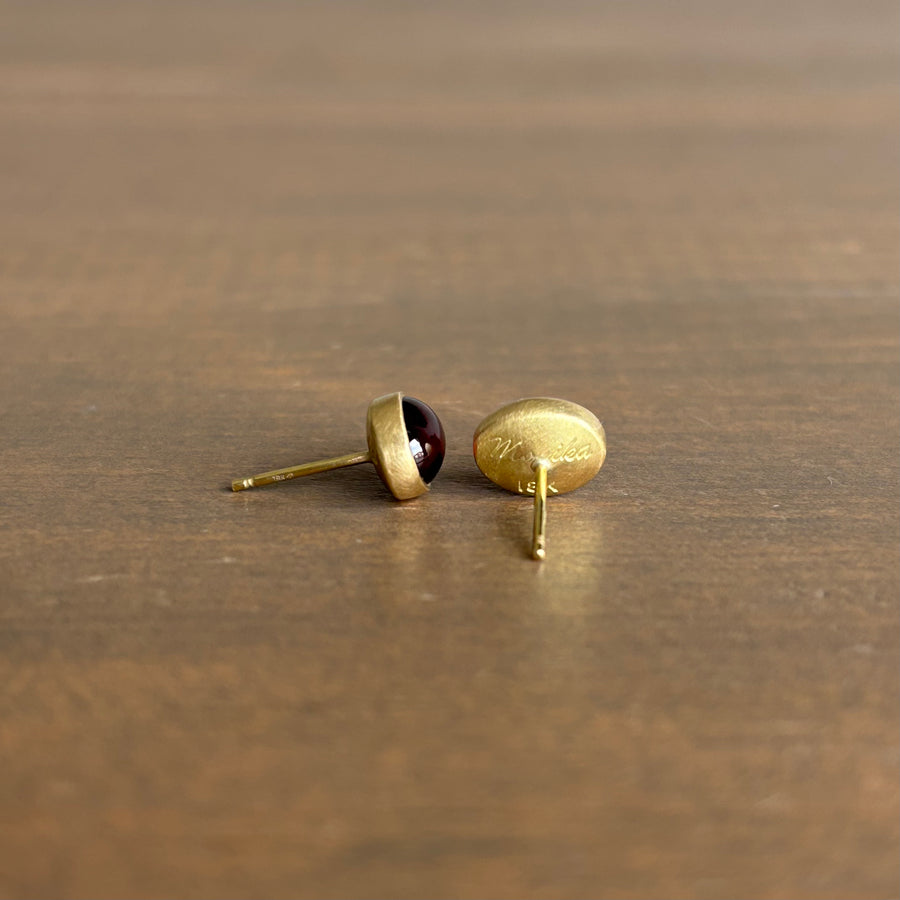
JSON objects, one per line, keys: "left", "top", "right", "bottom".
{"left": 473, "top": 397, "right": 606, "bottom": 495}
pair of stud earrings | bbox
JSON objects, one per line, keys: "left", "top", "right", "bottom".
{"left": 231, "top": 391, "right": 606, "bottom": 560}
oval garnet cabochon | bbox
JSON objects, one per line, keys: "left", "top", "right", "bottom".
{"left": 402, "top": 396, "right": 446, "bottom": 484}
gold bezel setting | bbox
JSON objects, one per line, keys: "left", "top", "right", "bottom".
{"left": 366, "top": 391, "right": 429, "bottom": 500}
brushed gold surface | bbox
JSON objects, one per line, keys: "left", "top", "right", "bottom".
{"left": 474, "top": 398, "right": 607, "bottom": 560}
{"left": 473, "top": 398, "right": 607, "bottom": 495}
{"left": 366, "top": 391, "right": 429, "bottom": 500}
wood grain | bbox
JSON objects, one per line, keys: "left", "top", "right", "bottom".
{"left": 0, "top": 2, "right": 897, "bottom": 897}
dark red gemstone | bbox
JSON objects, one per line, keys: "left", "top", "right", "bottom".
{"left": 402, "top": 396, "right": 445, "bottom": 484}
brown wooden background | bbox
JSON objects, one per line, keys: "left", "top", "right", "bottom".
{"left": 1, "top": 2, "right": 898, "bottom": 897}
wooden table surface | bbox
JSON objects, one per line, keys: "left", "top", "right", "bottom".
{"left": 1, "top": 2, "right": 897, "bottom": 898}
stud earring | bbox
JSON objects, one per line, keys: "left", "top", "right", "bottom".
{"left": 473, "top": 398, "right": 606, "bottom": 560}
{"left": 232, "top": 391, "right": 445, "bottom": 500}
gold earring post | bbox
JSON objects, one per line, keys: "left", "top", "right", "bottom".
{"left": 232, "top": 450, "right": 371, "bottom": 492}
{"left": 532, "top": 461, "right": 549, "bottom": 560}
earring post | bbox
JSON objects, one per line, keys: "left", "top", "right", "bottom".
{"left": 232, "top": 450, "right": 371, "bottom": 492}
{"left": 532, "top": 461, "right": 549, "bottom": 560}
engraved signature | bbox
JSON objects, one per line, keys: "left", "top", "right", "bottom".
{"left": 486, "top": 436, "right": 593, "bottom": 464}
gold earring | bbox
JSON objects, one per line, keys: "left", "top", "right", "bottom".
{"left": 232, "top": 391, "right": 445, "bottom": 500}
{"left": 473, "top": 398, "right": 606, "bottom": 559}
